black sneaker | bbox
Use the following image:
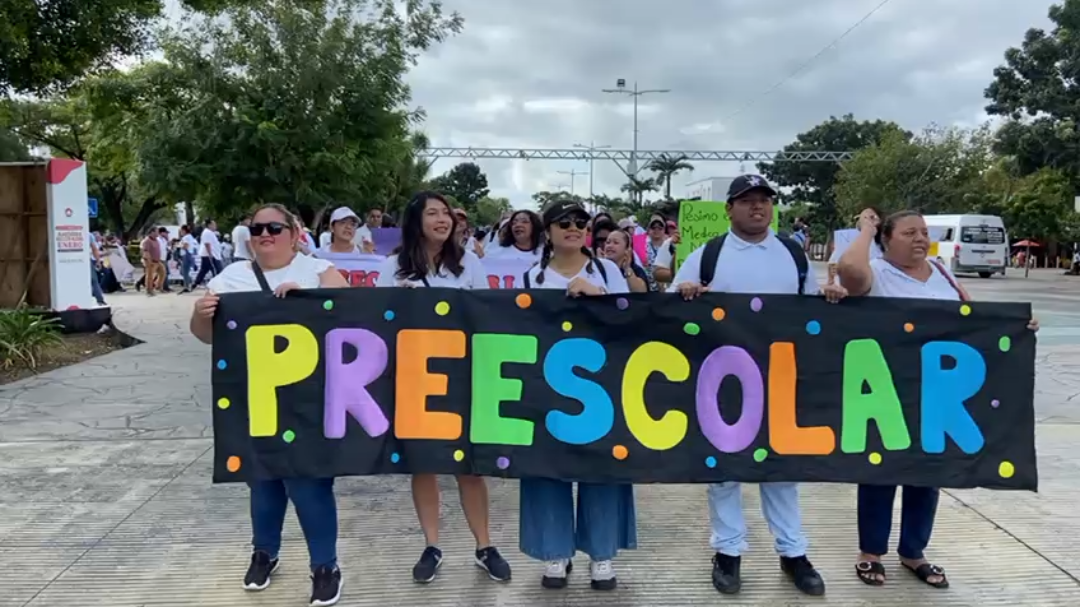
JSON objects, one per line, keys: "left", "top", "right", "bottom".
{"left": 242, "top": 550, "right": 279, "bottom": 591}
{"left": 412, "top": 546, "right": 443, "bottom": 583}
{"left": 475, "top": 546, "right": 511, "bottom": 582}
{"left": 781, "top": 555, "right": 826, "bottom": 596}
{"left": 309, "top": 565, "right": 342, "bottom": 606}
{"left": 711, "top": 553, "right": 741, "bottom": 594}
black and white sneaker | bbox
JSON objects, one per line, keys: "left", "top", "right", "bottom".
{"left": 541, "top": 559, "right": 572, "bottom": 589}
{"left": 412, "top": 546, "right": 443, "bottom": 583}
{"left": 309, "top": 565, "right": 342, "bottom": 606}
{"left": 589, "top": 559, "right": 617, "bottom": 590}
{"left": 475, "top": 546, "right": 511, "bottom": 582}
{"left": 243, "top": 550, "right": 279, "bottom": 591}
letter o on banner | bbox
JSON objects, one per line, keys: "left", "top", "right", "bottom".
{"left": 695, "top": 346, "right": 765, "bottom": 453}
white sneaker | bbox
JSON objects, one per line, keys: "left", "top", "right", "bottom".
{"left": 590, "top": 559, "right": 617, "bottom": 591}
{"left": 541, "top": 559, "right": 572, "bottom": 589}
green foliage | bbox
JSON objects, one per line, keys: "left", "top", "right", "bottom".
{"left": 429, "top": 162, "right": 490, "bottom": 211}
{"left": 472, "top": 196, "right": 511, "bottom": 227}
{"left": 0, "top": 127, "right": 32, "bottom": 161}
{"left": 647, "top": 153, "right": 694, "bottom": 199}
{"left": 620, "top": 175, "right": 658, "bottom": 203}
{"left": 0, "top": 307, "right": 62, "bottom": 370}
{"left": 972, "top": 167, "right": 1080, "bottom": 242}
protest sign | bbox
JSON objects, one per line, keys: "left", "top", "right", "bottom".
{"left": 676, "top": 201, "right": 780, "bottom": 267}
{"left": 831, "top": 226, "right": 949, "bottom": 261}
{"left": 370, "top": 228, "right": 401, "bottom": 255}
{"left": 211, "top": 289, "right": 1036, "bottom": 490}
{"left": 311, "top": 251, "right": 535, "bottom": 289}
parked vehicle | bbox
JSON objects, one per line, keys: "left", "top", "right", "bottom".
{"left": 923, "top": 214, "right": 1008, "bottom": 278}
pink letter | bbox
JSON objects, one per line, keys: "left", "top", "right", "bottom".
{"left": 324, "top": 328, "right": 390, "bottom": 438}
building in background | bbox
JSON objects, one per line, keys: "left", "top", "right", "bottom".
{"left": 684, "top": 177, "right": 736, "bottom": 201}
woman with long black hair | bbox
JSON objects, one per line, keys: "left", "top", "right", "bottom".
{"left": 374, "top": 191, "right": 511, "bottom": 584}
{"left": 519, "top": 200, "right": 636, "bottom": 591}
{"left": 484, "top": 209, "right": 544, "bottom": 262}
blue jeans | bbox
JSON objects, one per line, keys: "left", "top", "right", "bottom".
{"left": 519, "top": 478, "right": 636, "bottom": 561}
{"left": 858, "top": 485, "right": 938, "bottom": 560}
{"left": 249, "top": 478, "right": 338, "bottom": 570}
{"left": 708, "top": 482, "right": 808, "bottom": 557}
{"left": 89, "top": 260, "right": 105, "bottom": 305}
{"left": 180, "top": 253, "right": 196, "bottom": 290}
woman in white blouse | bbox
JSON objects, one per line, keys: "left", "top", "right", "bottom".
{"left": 520, "top": 200, "right": 636, "bottom": 592}
{"left": 484, "top": 209, "right": 544, "bottom": 263}
{"left": 315, "top": 207, "right": 372, "bottom": 256}
{"left": 189, "top": 203, "right": 349, "bottom": 607}
{"left": 838, "top": 209, "right": 1037, "bottom": 590}
{"left": 374, "top": 192, "right": 510, "bottom": 584}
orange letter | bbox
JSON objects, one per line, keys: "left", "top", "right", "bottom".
{"left": 395, "top": 329, "right": 466, "bottom": 440}
{"left": 768, "top": 342, "right": 835, "bottom": 455}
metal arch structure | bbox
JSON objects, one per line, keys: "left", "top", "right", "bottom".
{"left": 418, "top": 148, "right": 854, "bottom": 163}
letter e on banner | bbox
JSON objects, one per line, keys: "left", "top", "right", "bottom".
{"left": 395, "top": 330, "right": 466, "bottom": 440}
{"left": 470, "top": 334, "right": 537, "bottom": 445}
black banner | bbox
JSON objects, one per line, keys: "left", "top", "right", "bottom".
{"left": 211, "top": 288, "right": 1037, "bottom": 490}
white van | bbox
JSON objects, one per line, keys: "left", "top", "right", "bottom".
{"left": 923, "top": 214, "right": 1008, "bottom": 278}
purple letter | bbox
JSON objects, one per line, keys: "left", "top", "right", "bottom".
{"left": 695, "top": 346, "right": 764, "bottom": 453}
{"left": 324, "top": 328, "right": 390, "bottom": 438}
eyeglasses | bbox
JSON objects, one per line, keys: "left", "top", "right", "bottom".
{"left": 249, "top": 222, "right": 289, "bottom": 236}
{"left": 557, "top": 218, "right": 589, "bottom": 230}
{"left": 649, "top": 222, "right": 665, "bottom": 230}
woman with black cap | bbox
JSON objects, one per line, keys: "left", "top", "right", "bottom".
{"left": 519, "top": 200, "right": 637, "bottom": 592}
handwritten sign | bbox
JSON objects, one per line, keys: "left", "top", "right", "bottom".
{"left": 675, "top": 201, "right": 780, "bottom": 267}
{"left": 211, "top": 289, "right": 1037, "bottom": 490}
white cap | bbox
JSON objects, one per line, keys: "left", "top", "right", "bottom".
{"left": 329, "top": 207, "right": 360, "bottom": 223}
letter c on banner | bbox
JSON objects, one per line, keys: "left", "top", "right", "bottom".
{"left": 246, "top": 324, "right": 319, "bottom": 437}
{"left": 696, "top": 346, "right": 764, "bottom": 453}
{"left": 621, "top": 342, "right": 689, "bottom": 450}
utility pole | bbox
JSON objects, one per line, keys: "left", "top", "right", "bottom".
{"left": 574, "top": 141, "right": 611, "bottom": 204}
{"left": 557, "top": 169, "right": 589, "bottom": 196}
{"left": 602, "top": 79, "right": 670, "bottom": 185}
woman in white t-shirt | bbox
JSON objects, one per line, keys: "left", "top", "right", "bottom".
{"left": 520, "top": 200, "right": 635, "bottom": 592}
{"left": 190, "top": 204, "right": 348, "bottom": 606}
{"left": 315, "top": 206, "right": 371, "bottom": 257}
{"left": 483, "top": 209, "right": 544, "bottom": 263}
{"left": 374, "top": 192, "right": 510, "bottom": 584}
{"left": 838, "top": 209, "right": 1038, "bottom": 590}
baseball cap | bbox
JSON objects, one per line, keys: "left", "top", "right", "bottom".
{"left": 727, "top": 174, "right": 777, "bottom": 202}
{"left": 542, "top": 200, "right": 589, "bottom": 226}
{"left": 329, "top": 206, "right": 360, "bottom": 223}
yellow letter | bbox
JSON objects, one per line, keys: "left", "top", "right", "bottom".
{"left": 621, "top": 342, "right": 689, "bottom": 450}
{"left": 245, "top": 324, "right": 319, "bottom": 437}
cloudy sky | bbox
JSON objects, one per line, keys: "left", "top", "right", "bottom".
{"left": 404, "top": 0, "right": 1053, "bottom": 207}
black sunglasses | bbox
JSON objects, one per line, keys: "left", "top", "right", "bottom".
{"left": 557, "top": 218, "right": 589, "bottom": 230}
{"left": 249, "top": 221, "right": 289, "bottom": 237}
{"left": 648, "top": 221, "right": 665, "bottom": 230}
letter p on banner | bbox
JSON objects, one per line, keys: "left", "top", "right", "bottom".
{"left": 245, "top": 324, "right": 319, "bottom": 437}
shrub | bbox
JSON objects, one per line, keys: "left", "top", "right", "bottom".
{"left": 0, "top": 307, "right": 62, "bottom": 370}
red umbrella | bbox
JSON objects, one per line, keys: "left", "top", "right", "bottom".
{"left": 1012, "top": 240, "right": 1041, "bottom": 248}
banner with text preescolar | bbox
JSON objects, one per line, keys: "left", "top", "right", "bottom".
{"left": 211, "top": 289, "right": 1037, "bottom": 490}
{"left": 310, "top": 251, "right": 535, "bottom": 289}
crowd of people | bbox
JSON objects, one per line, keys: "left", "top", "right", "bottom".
{"left": 182, "top": 174, "right": 1038, "bottom": 607}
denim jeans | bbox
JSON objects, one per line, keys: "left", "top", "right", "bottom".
{"left": 708, "top": 482, "right": 808, "bottom": 557}
{"left": 180, "top": 253, "right": 196, "bottom": 290}
{"left": 192, "top": 256, "right": 223, "bottom": 287}
{"left": 89, "top": 260, "right": 105, "bottom": 305}
{"left": 249, "top": 478, "right": 338, "bottom": 570}
{"left": 519, "top": 478, "right": 636, "bottom": 561}
{"left": 858, "top": 484, "right": 938, "bottom": 560}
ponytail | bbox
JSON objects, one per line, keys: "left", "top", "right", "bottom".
{"left": 581, "top": 246, "right": 596, "bottom": 275}
{"left": 535, "top": 242, "right": 553, "bottom": 285}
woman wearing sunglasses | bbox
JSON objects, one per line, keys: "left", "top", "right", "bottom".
{"left": 374, "top": 192, "right": 512, "bottom": 585}
{"left": 520, "top": 200, "right": 637, "bottom": 591}
{"left": 190, "top": 203, "right": 349, "bottom": 607}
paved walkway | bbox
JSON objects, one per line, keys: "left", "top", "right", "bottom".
{"left": 1, "top": 272, "right": 1079, "bottom": 606}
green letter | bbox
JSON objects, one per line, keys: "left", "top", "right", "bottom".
{"left": 470, "top": 334, "right": 537, "bottom": 445}
{"left": 841, "top": 339, "right": 911, "bottom": 453}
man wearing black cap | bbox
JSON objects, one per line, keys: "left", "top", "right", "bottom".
{"left": 667, "top": 174, "right": 846, "bottom": 597}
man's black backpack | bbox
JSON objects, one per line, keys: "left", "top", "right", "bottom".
{"left": 698, "top": 233, "right": 809, "bottom": 294}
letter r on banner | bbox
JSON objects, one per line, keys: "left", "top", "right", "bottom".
{"left": 246, "top": 325, "right": 319, "bottom": 437}
{"left": 324, "top": 328, "right": 390, "bottom": 438}
{"left": 921, "top": 341, "right": 986, "bottom": 454}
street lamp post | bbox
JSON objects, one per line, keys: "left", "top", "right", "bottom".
{"left": 602, "top": 80, "right": 671, "bottom": 188}
{"left": 557, "top": 169, "right": 589, "bottom": 196}
{"left": 573, "top": 141, "right": 611, "bottom": 202}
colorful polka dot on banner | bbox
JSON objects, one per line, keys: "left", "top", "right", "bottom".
{"left": 226, "top": 456, "right": 241, "bottom": 472}
{"left": 496, "top": 456, "right": 510, "bottom": 470}
{"left": 383, "top": 310, "right": 395, "bottom": 321}
{"left": 612, "top": 445, "right": 629, "bottom": 460}
{"left": 750, "top": 297, "right": 763, "bottom": 312}
{"left": 322, "top": 300, "right": 334, "bottom": 311}
{"left": 684, "top": 322, "right": 701, "bottom": 336}
{"left": 390, "top": 452, "right": 400, "bottom": 464}
{"left": 904, "top": 322, "right": 915, "bottom": 333}
{"left": 453, "top": 449, "right": 465, "bottom": 462}
{"left": 960, "top": 304, "right": 972, "bottom": 316}
{"left": 712, "top": 307, "right": 726, "bottom": 321}
{"left": 868, "top": 452, "right": 883, "bottom": 465}
{"left": 705, "top": 456, "right": 717, "bottom": 469}
{"left": 991, "top": 399, "right": 1000, "bottom": 408}
{"left": 226, "top": 320, "right": 237, "bottom": 330}
{"left": 282, "top": 430, "right": 295, "bottom": 443}
{"left": 562, "top": 321, "right": 573, "bottom": 332}
{"left": 805, "top": 320, "right": 821, "bottom": 335}
{"left": 216, "top": 359, "right": 227, "bottom": 370}
{"left": 999, "top": 461, "right": 1015, "bottom": 478}
{"left": 616, "top": 297, "right": 629, "bottom": 310}
{"left": 515, "top": 293, "right": 532, "bottom": 309}
{"left": 999, "top": 336, "right": 1011, "bottom": 352}
{"left": 216, "top": 398, "right": 230, "bottom": 410}
{"left": 435, "top": 301, "right": 451, "bottom": 316}
{"left": 753, "top": 448, "right": 768, "bottom": 462}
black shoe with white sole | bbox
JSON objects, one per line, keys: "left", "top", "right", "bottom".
{"left": 413, "top": 546, "right": 443, "bottom": 583}
{"left": 243, "top": 550, "right": 279, "bottom": 591}
{"left": 475, "top": 546, "right": 511, "bottom": 582}
{"left": 309, "top": 565, "right": 342, "bottom": 606}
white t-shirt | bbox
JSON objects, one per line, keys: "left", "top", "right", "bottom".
{"left": 314, "top": 244, "right": 363, "bottom": 257}
{"left": 158, "top": 236, "right": 169, "bottom": 261}
{"left": 375, "top": 250, "right": 488, "bottom": 289}
{"left": 652, "top": 238, "right": 675, "bottom": 269}
{"left": 356, "top": 225, "right": 374, "bottom": 247}
{"left": 200, "top": 229, "right": 223, "bottom": 260}
{"left": 867, "top": 258, "right": 962, "bottom": 301}
{"left": 525, "top": 257, "right": 629, "bottom": 294}
{"left": 208, "top": 253, "right": 334, "bottom": 294}
{"left": 181, "top": 234, "right": 198, "bottom": 256}
{"left": 484, "top": 244, "right": 542, "bottom": 263}
{"left": 231, "top": 225, "right": 252, "bottom": 260}
{"left": 668, "top": 231, "right": 821, "bottom": 295}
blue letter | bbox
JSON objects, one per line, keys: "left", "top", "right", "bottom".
{"left": 921, "top": 341, "right": 986, "bottom": 454}
{"left": 543, "top": 338, "right": 614, "bottom": 444}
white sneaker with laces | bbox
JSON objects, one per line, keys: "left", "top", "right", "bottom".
{"left": 590, "top": 559, "right": 617, "bottom": 591}
{"left": 541, "top": 559, "right": 572, "bottom": 589}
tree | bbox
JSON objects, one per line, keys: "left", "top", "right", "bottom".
{"left": 981, "top": 168, "right": 1080, "bottom": 244}
{"left": 620, "top": 175, "right": 659, "bottom": 203}
{"left": 429, "top": 162, "right": 489, "bottom": 211}
{"left": 385, "top": 132, "right": 435, "bottom": 214}
{"left": 472, "top": 196, "right": 511, "bottom": 227}
{"left": 648, "top": 153, "right": 694, "bottom": 199}
{"left": 757, "top": 114, "right": 909, "bottom": 230}
{"left": 0, "top": 128, "right": 32, "bottom": 161}
{"left": 533, "top": 190, "right": 579, "bottom": 209}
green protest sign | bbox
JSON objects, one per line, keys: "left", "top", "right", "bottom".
{"left": 675, "top": 201, "right": 781, "bottom": 267}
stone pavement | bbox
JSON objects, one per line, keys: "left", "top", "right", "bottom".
{"left": 1, "top": 271, "right": 1078, "bottom": 606}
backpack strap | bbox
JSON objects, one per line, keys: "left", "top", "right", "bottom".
{"left": 250, "top": 261, "right": 273, "bottom": 294}
{"left": 593, "top": 257, "right": 608, "bottom": 285}
{"left": 523, "top": 270, "right": 531, "bottom": 289}
{"left": 928, "top": 259, "right": 968, "bottom": 301}
{"left": 699, "top": 234, "right": 727, "bottom": 287}
{"left": 776, "top": 235, "right": 810, "bottom": 295}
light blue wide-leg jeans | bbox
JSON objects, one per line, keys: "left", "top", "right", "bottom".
{"left": 707, "top": 481, "right": 808, "bottom": 557}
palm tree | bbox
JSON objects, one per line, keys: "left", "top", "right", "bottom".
{"left": 648, "top": 153, "right": 695, "bottom": 199}
{"left": 620, "top": 175, "right": 659, "bottom": 204}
